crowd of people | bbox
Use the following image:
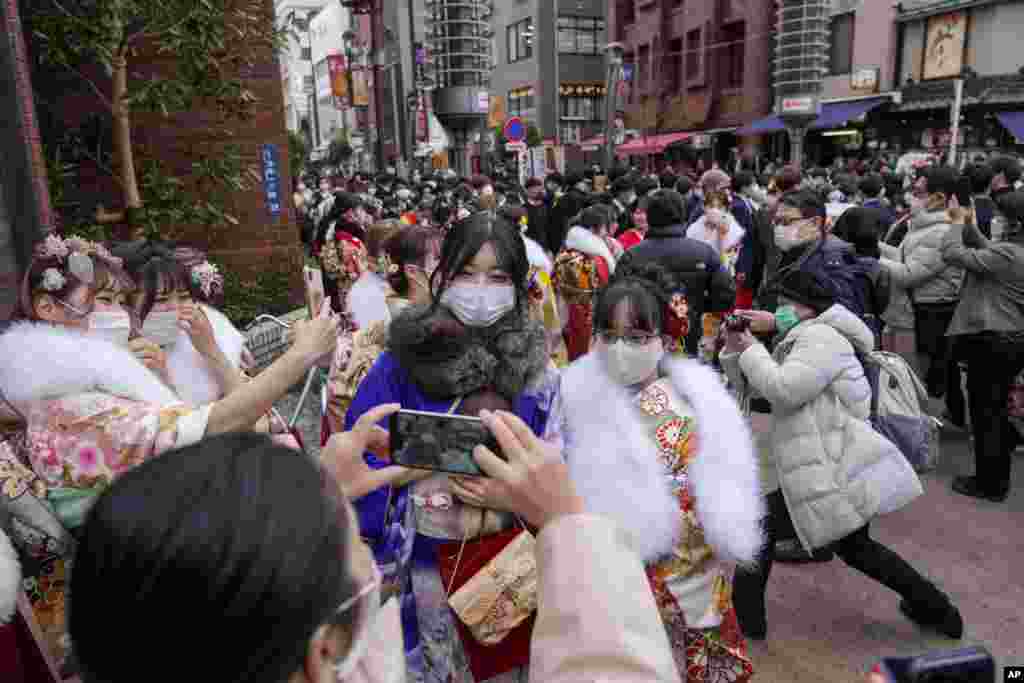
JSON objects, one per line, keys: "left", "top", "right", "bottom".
{"left": 1, "top": 149, "right": 1022, "bottom": 683}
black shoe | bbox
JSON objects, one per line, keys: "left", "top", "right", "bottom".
{"left": 734, "top": 606, "right": 767, "bottom": 641}
{"left": 899, "top": 599, "right": 964, "bottom": 640}
{"left": 952, "top": 476, "right": 1009, "bottom": 503}
{"left": 774, "top": 539, "right": 835, "bottom": 564}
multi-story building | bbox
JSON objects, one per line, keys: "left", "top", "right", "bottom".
{"left": 607, "top": 0, "right": 775, "bottom": 167}
{"left": 310, "top": 2, "right": 356, "bottom": 151}
{"left": 275, "top": 0, "right": 326, "bottom": 144}
{"left": 891, "top": 0, "right": 1024, "bottom": 162}
{"left": 490, "top": 0, "right": 607, "bottom": 168}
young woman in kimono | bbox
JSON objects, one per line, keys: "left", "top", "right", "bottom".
{"left": 112, "top": 242, "right": 300, "bottom": 449}
{"left": 326, "top": 225, "right": 440, "bottom": 435}
{"left": 617, "top": 197, "right": 650, "bottom": 251}
{"left": 685, "top": 191, "right": 746, "bottom": 361}
{"left": 0, "top": 235, "right": 339, "bottom": 673}
{"left": 555, "top": 261, "right": 763, "bottom": 682}
{"left": 316, "top": 192, "right": 371, "bottom": 316}
{"left": 345, "top": 211, "right": 564, "bottom": 683}
{"left": 552, "top": 205, "right": 620, "bottom": 361}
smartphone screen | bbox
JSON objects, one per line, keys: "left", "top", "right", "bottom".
{"left": 390, "top": 409, "right": 503, "bottom": 477}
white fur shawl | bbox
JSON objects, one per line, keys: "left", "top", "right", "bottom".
{"left": 347, "top": 271, "right": 392, "bottom": 330}
{"left": 165, "top": 304, "right": 247, "bottom": 406}
{"left": 560, "top": 352, "right": 680, "bottom": 561}
{"left": 686, "top": 214, "right": 746, "bottom": 255}
{"left": 663, "top": 358, "right": 764, "bottom": 565}
{"left": 0, "top": 322, "right": 179, "bottom": 408}
{"left": 522, "top": 234, "right": 552, "bottom": 275}
{"left": 0, "top": 529, "right": 18, "bottom": 625}
{"left": 565, "top": 226, "right": 617, "bottom": 274}
{"left": 560, "top": 353, "right": 764, "bottom": 565}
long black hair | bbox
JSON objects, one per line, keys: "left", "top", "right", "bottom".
{"left": 70, "top": 433, "right": 359, "bottom": 683}
{"left": 430, "top": 211, "right": 530, "bottom": 311}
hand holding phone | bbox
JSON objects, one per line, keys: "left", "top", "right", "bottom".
{"left": 390, "top": 409, "right": 504, "bottom": 477}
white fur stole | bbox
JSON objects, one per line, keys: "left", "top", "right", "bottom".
{"left": 0, "top": 528, "right": 19, "bottom": 625}
{"left": 348, "top": 271, "right": 392, "bottom": 331}
{"left": 0, "top": 322, "right": 179, "bottom": 408}
{"left": 564, "top": 226, "right": 617, "bottom": 274}
{"left": 561, "top": 353, "right": 680, "bottom": 561}
{"left": 165, "top": 304, "right": 247, "bottom": 406}
{"left": 522, "top": 234, "right": 553, "bottom": 274}
{"left": 663, "top": 358, "right": 764, "bottom": 565}
{"left": 686, "top": 214, "right": 746, "bottom": 254}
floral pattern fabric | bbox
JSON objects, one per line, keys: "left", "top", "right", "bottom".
{"left": 551, "top": 250, "right": 610, "bottom": 362}
{"left": 2, "top": 392, "right": 206, "bottom": 671}
{"left": 634, "top": 380, "right": 753, "bottom": 683}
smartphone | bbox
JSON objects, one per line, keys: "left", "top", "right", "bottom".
{"left": 389, "top": 409, "right": 503, "bottom": 478}
{"left": 878, "top": 647, "right": 995, "bottom": 683}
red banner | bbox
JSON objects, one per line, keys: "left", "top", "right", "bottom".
{"left": 327, "top": 54, "right": 348, "bottom": 104}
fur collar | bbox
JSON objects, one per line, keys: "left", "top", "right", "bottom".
{"left": 686, "top": 214, "right": 745, "bottom": 253}
{"left": 0, "top": 322, "right": 179, "bottom": 408}
{"left": 522, "top": 234, "right": 552, "bottom": 274}
{"left": 0, "top": 528, "right": 18, "bottom": 624}
{"left": 561, "top": 352, "right": 681, "bottom": 561}
{"left": 663, "top": 358, "right": 764, "bottom": 565}
{"left": 565, "top": 226, "right": 617, "bottom": 274}
{"left": 560, "top": 353, "right": 764, "bottom": 564}
{"left": 165, "top": 305, "right": 247, "bottom": 406}
{"left": 387, "top": 304, "right": 548, "bottom": 402}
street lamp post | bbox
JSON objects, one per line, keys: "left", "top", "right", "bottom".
{"left": 602, "top": 42, "right": 625, "bottom": 171}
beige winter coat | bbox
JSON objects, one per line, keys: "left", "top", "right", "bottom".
{"left": 880, "top": 210, "right": 964, "bottom": 311}
{"left": 729, "top": 305, "right": 922, "bottom": 551}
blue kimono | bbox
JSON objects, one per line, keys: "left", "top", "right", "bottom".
{"left": 345, "top": 351, "right": 561, "bottom": 683}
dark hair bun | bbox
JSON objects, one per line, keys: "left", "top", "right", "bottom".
{"left": 612, "top": 260, "right": 682, "bottom": 303}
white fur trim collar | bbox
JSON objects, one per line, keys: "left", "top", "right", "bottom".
{"left": 561, "top": 352, "right": 680, "bottom": 561}
{"left": 565, "top": 226, "right": 617, "bottom": 274}
{"left": 165, "top": 305, "right": 247, "bottom": 406}
{"left": 663, "top": 359, "right": 764, "bottom": 565}
{"left": 522, "top": 234, "right": 552, "bottom": 274}
{"left": 0, "top": 322, "right": 180, "bottom": 408}
{"left": 0, "top": 528, "right": 19, "bottom": 624}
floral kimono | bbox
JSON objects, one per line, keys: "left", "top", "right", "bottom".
{"left": 557, "top": 354, "right": 762, "bottom": 683}
{"left": 523, "top": 234, "right": 567, "bottom": 367}
{"left": 687, "top": 214, "right": 745, "bottom": 361}
{"left": 634, "top": 378, "right": 753, "bottom": 682}
{"left": 552, "top": 226, "right": 618, "bottom": 362}
{"left": 0, "top": 322, "right": 212, "bottom": 672}
{"left": 317, "top": 221, "right": 369, "bottom": 317}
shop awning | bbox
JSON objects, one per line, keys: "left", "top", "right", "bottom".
{"left": 736, "top": 97, "right": 889, "bottom": 136}
{"left": 736, "top": 116, "right": 786, "bottom": 136}
{"left": 579, "top": 134, "right": 605, "bottom": 151}
{"left": 616, "top": 131, "right": 692, "bottom": 156}
{"left": 996, "top": 111, "right": 1024, "bottom": 141}
{"left": 809, "top": 96, "right": 889, "bottom": 130}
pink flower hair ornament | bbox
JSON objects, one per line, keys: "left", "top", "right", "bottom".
{"left": 32, "top": 234, "right": 115, "bottom": 287}
{"left": 190, "top": 261, "right": 224, "bottom": 299}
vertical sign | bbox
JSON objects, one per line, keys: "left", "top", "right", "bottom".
{"left": 327, "top": 54, "right": 348, "bottom": 106}
{"left": 262, "top": 144, "right": 282, "bottom": 217}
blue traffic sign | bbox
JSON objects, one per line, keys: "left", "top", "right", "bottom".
{"left": 261, "top": 143, "right": 282, "bottom": 217}
{"left": 503, "top": 116, "right": 525, "bottom": 143}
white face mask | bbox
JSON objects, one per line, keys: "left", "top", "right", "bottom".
{"left": 333, "top": 566, "right": 406, "bottom": 683}
{"left": 600, "top": 338, "right": 663, "bottom": 386}
{"left": 991, "top": 214, "right": 1007, "bottom": 241}
{"left": 705, "top": 208, "right": 727, "bottom": 226}
{"left": 87, "top": 310, "right": 132, "bottom": 347}
{"left": 142, "top": 309, "right": 180, "bottom": 348}
{"left": 441, "top": 282, "right": 516, "bottom": 328}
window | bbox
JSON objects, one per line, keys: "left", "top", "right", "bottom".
{"left": 667, "top": 38, "right": 683, "bottom": 92}
{"left": 508, "top": 86, "right": 535, "bottom": 116}
{"left": 507, "top": 18, "right": 534, "bottom": 63}
{"left": 301, "top": 46, "right": 312, "bottom": 61}
{"left": 686, "top": 29, "right": 701, "bottom": 79}
{"left": 829, "top": 12, "right": 855, "bottom": 75}
{"left": 720, "top": 21, "right": 745, "bottom": 88}
{"left": 302, "top": 75, "right": 315, "bottom": 93}
{"left": 558, "top": 16, "right": 605, "bottom": 55}
{"left": 560, "top": 84, "right": 606, "bottom": 121}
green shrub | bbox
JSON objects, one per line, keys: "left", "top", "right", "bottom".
{"left": 220, "top": 266, "right": 297, "bottom": 329}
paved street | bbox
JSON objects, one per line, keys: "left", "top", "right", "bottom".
{"left": 748, "top": 425, "right": 1023, "bottom": 681}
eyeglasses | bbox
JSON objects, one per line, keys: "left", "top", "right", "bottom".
{"left": 597, "top": 329, "right": 659, "bottom": 346}
{"left": 57, "top": 298, "right": 91, "bottom": 319}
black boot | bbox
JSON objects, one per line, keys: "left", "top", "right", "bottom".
{"left": 899, "top": 595, "right": 964, "bottom": 640}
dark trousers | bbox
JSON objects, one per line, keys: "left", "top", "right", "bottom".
{"left": 913, "top": 302, "right": 958, "bottom": 397}
{"left": 960, "top": 335, "right": 1024, "bottom": 496}
{"left": 733, "top": 490, "right": 949, "bottom": 629}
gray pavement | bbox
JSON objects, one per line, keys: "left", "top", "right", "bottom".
{"left": 747, "top": 425, "right": 1023, "bottom": 681}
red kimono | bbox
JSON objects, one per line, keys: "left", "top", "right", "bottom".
{"left": 552, "top": 227, "right": 619, "bottom": 361}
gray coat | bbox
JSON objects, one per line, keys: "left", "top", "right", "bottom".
{"left": 942, "top": 222, "right": 1024, "bottom": 337}
{"left": 879, "top": 211, "right": 964, "bottom": 306}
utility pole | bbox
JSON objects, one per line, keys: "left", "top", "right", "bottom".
{"left": 602, "top": 43, "right": 624, "bottom": 171}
